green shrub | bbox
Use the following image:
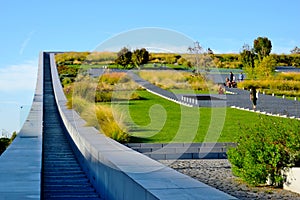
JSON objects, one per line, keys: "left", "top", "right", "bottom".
{"left": 0, "top": 132, "right": 17, "bottom": 155}
{"left": 55, "top": 52, "right": 90, "bottom": 65}
{"left": 62, "top": 77, "right": 72, "bottom": 86}
{"left": 95, "top": 91, "right": 112, "bottom": 102}
{"left": 227, "top": 116, "right": 300, "bottom": 187}
{"left": 0, "top": 138, "right": 11, "bottom": 155}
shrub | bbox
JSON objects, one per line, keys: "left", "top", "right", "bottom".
{"left": 95, "top": 91, "right": 112, "bottom": 102}
{"left": 0, "top": 138, "right": 11, "bottom": 155}
{"left": 0, "top": 132, "right": 17, "bottom": 155}
{"left": 57, "top": 65, "right": 80, "bottom": 78}
{"left": 55, "top": 52, "right": 90, "bottom": 65}
{"left": 227, "top": 116, "right": 300, "bottom": 187}
{"left": 62, "top": 77, "right": 72, "bottom": 86}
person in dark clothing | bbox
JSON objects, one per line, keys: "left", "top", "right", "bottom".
{"left": 250, "top": 87, "right": 257, "bottom": 110}
{"left": 229, "top": 71, "right": 234, "bottom": 82}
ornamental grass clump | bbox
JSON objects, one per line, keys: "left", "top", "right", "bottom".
{"left": 82, "top": 104, "right": 129, "bottom": 143}
{"left": 138, "top": 70, "right": 217, "bottom": 92}
{"left": 65, "top": 73, "right": 132, "bottom": 143}
{"left": 227, "top": 116, "right": 300, "bottom": 187}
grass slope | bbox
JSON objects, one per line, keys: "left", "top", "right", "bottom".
{"left": 112, "top": 90, "right": 292, "bottom": 143}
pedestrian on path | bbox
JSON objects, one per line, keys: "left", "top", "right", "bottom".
{"left": 229, "top": 71, "right": 234, "bottom": 82}
{"left": 239, "top": 72, "right": 244, "bottom": 82}
{"left": 249, "top": 87, "right": 257, "bottom": 110}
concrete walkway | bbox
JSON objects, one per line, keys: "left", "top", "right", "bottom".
{"left": 226, "top": 87, "right": 300, "bottom": 119}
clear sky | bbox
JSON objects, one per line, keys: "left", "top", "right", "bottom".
{"left": 0, "top": 0, "right": 300, "bottom": 134}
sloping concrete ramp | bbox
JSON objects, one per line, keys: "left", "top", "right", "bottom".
{"left": 0, "top": 52, "right": 237, "bottom": 200}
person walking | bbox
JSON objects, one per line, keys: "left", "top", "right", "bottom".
{"left": 239, "top": 72, "right": 244, "bottom": 82}
{"left": 229, "top": 71, "right": 234, "bottom": 83}
{"left": 249, "top": 87, "right": 257, "bottom": 110}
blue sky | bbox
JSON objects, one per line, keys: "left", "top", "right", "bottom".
{"left": 0, "top": 0, "right": 300, "bottom": 134}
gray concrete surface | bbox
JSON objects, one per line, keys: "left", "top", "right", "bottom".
{"left": 125, "top": 143, "right": 236, "bottom": 160}
{"left": 0, "top": 52, "right": 44, "bottom": 199}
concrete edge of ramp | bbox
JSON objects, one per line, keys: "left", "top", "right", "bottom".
{"left": 0, "top": 52, "right": 44, "bottom": 199}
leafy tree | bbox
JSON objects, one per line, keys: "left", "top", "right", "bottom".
{"left": 291, "top": 46, "right": 300, "bottom": 54}
{"left": 132, "top": 48, "right": 149, "bottom": 68}
{"left": 240, "top": 44, "right": 255, "bottom": 79}
{"left": 253, "top": 37, "right": 272, "bottom": 61}
{"left": 115, "top": 47, "right": 132, "bottom": 68}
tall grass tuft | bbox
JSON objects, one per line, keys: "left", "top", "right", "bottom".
{"left": 138, "top": 70, "right": 217, "bottom": 92}
{"left": 82, "top": 104, "right": 129, "bottom": 143}
{"left": 66, "top": 73, "right": 131, "bottom": 143}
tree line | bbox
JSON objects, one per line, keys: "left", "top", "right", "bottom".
{"left": 115, "top": 47, "right": 149, "bottom": 69}
{"left": 54, "top": 37, "right": 300, "bottom": 72}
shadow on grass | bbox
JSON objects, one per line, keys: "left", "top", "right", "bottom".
{"left": 129, "top": 136, "right": 155, "bottom": 143}
{"left": 111, "top": 96, "right": 150, "bottom": 105}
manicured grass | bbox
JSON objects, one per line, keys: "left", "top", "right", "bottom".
{"left": 112, "top": 90, "right": 297, "bottom": 143}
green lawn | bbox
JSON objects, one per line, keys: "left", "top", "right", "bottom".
{"left": 111, "top": 90, "right": 296, "bottom": 143}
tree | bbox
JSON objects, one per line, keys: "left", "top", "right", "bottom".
{"left": 255, "top": 55, "right": 277, "bottom": 78}
{"left": 115, "top": 47, "right": 132, "bottom": 68}
{"left": 187, "top": 41, "right": 214, "bottom": 73}
{"left": 131, "top": 48, "right": 149, "bottom": 68}
{"left": 291, "top": 46, "right": 300, "bottom": 54}
{"left": 240, "top": 44, "right": 255, "bottom": 79}
{"left": 253, "top": 37, "right": 272, "bottom": 61}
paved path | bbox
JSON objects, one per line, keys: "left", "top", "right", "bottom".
{"left": 226, "top": 87, "right": 300, "bottom": 118}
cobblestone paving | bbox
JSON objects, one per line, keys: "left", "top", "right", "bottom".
{"left": 159, "top": 159, "right": 300, "bottom": 200}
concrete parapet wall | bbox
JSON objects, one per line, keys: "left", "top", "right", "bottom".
{"left": 125, "top": 142, "right": 236, "bottom": 160}
{"left": 284, "top": 167, "right": 300, "bottom": 195}
{"left": 0, "top": 52, "right": 44, "bottom": 199}
{"left": 49, "top": 53, "right": 236, "bottom": 200}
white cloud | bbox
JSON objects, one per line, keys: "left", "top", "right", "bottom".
{"left": 0, "top": 60, "right": 38, "bottom": 92}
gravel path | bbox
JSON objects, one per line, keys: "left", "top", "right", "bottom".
{"left": 159, "top": 159, "right": 300, "bottom": 200}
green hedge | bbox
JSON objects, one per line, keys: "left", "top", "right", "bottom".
{"left": 228, "top": 116, "right": 300, "bottom": 187}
